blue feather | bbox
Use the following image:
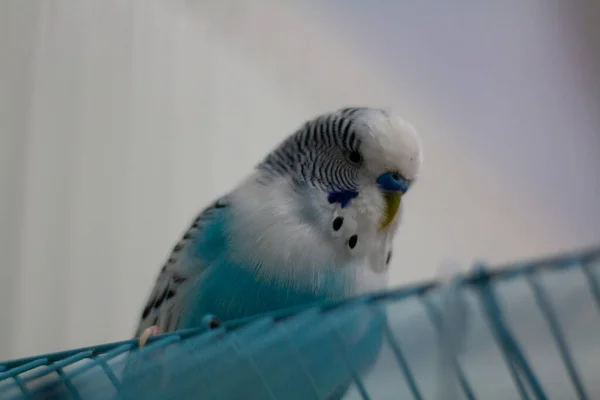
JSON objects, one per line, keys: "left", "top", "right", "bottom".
{"left": 178, "top": 207, "right": 358, "bottom": 327}
{"left": 327, "top": 190, "right": 359, "bottom": 209}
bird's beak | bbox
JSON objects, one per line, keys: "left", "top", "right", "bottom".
{"left": 377, "top": 172, "right": 408, "bottom": 230}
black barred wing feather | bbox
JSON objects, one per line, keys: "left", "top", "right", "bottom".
{"left": 134, "top": 197, "right": 229, "bottom": 337}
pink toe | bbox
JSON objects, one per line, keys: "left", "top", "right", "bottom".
{"left": 149, "top": 326, "right": 161, "bottom": 336}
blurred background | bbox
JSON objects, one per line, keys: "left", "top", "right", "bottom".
{"left": 0, "top": 1, "right": 599, "bottom": 360}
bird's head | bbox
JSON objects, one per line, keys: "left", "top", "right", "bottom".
{"left": 259, "top": 107, "right": 422, "bottom": 232}
{"left": 227, "top": 107, "right": 422, "bottom": 290}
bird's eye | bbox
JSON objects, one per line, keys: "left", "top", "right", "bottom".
{"left": 391, "top": 173, "right": 400, "bottom": 181}
{"left": 349, "top": 151, "right": 362, "bottom": 164}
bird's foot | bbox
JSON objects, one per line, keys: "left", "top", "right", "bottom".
{"left": 138, "top": 325, "right": 161, "bottom": 349}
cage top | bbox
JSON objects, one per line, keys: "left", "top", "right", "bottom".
{"left": 2, "top": 245, "right": 598, "bottom": 373}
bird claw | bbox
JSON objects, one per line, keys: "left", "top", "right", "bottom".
{"left": 138, "top": 325, "right": 161, "bottom": 349}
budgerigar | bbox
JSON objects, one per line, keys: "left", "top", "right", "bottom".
{"left": 135, "top": 107, "right": 422, "bottom": 348}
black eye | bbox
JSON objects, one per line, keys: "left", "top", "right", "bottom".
{"left": 391, "top": 173, "right": 400, "bottom": 181}
{"left": 349, "top": 151, "right": 362, "bottom": 164}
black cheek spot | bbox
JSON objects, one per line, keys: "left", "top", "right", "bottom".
{"left": 332, "top": 217, "right": 344, "bottom": 231}
{"left": 386, "top": 251, "right": 392, "bottom": 265}
{"left": 348, "top": 235, "right": 358, "bottom": 249}
{"left": 209, "top": 318, "right": 222, "bottom": 329}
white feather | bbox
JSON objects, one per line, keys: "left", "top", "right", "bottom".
{"left": 227, "top": 109, "right": 422, "bottom": 295}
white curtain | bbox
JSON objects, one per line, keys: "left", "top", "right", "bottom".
{"left": 1, "top": 1, "right": 599, "bottom": 360}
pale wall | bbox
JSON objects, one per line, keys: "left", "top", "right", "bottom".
{"left": 0, "top": 1, "right": 598, "bottom": 360}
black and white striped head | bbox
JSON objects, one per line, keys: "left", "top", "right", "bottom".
{"left": 259, "top": 107, "right": 422, "bottom": 225}
{"left": 228, "top": 107, "right": 422, "bottom": 285}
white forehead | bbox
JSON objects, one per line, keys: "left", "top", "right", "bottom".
{"left": 357, "top": 109, "right": 423, "bottom": 180}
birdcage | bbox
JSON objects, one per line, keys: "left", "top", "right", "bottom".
{"left": 1, "top": 246, "right": 599, "bottom": 400}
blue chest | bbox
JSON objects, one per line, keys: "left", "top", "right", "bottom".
{"left": 178, "top": 210, "right": 357, "bottom": 328}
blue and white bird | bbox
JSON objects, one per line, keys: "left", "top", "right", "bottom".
{"left": 135, "top": 107, "right": 423, "bottom": 345}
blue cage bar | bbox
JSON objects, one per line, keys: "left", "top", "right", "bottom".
{"left": 1, "top": 246, "right": 599, "bottom": 400}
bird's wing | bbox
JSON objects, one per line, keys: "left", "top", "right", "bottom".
{"left": 134, "top": 196, "right": 230, "bottom": 337}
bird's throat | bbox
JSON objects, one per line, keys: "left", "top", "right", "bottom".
{"left": 379, "top": 192, "right": 401, "bottom": 230}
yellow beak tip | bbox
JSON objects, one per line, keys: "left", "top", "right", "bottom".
{"left": 379, "top": 192, "right": 402, "bottom": 230}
